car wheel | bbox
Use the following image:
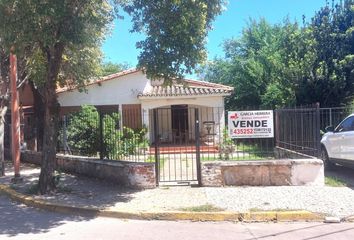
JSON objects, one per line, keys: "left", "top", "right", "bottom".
{"left": 321, "top": 147, "right": 334, "bottom": 170}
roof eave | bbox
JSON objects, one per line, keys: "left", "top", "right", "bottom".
{"left": 138, "top": 93, "right": 232, "bottom": 100}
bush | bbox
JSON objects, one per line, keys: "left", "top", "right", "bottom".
{"left": 59, "top": 105, "right": 148, "bottom": 159}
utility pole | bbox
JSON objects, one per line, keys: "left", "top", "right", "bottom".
{"left": 10, "top": 50, "right": 21, "bottom": 182}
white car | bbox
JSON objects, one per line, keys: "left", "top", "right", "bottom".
{"left": 321, "top": 113, "right": 354, "bottom": 169}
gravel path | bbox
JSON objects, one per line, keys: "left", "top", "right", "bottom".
{"left": 205, "top": 186, "right": 354, "bottom": 218}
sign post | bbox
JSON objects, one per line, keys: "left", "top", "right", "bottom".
{"left": 228, "top": 110, "right": 274, "bottom": 139}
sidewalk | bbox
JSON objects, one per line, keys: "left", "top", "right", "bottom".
{"left": 1, "top": 162, "right": 354, "bottom": 222}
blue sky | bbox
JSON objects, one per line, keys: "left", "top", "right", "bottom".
{"left": 102, "top": 0, "right": 335, "bottom": 72}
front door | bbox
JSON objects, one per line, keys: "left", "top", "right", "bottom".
{"left": 171, "top": 105, "right": 188, "bottom": 144}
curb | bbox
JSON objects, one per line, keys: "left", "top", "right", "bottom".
{"left": 343, "top": 216, "right": 354, "bottom": 223}
{"left": 0, "top": 184, "right": 325, "bottom": 222}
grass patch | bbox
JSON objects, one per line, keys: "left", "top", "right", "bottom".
{"left": 202, "top": 141, "right": 274, "bottom": 162}
{"left": 325, "top": 176, "right": 347, "bottom": 187}
{"left": 179, "top": 204, "right": 225, "bottom": 212}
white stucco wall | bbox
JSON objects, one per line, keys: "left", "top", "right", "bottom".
{"left": 57, "top": 71, "right": 228, "bottom": 143}
{"left": 58, "top": 71, "right": 152, "bottom": 106}
{"left": 140, "top": 96, "right": 225, "bottom": 110}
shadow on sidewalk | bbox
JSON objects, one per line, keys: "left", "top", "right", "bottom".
{"left": 0, "top": 193, "right": 94, "bottom": 237}
{"left": 1, "top": 161, "right": 141, "bottom": 209}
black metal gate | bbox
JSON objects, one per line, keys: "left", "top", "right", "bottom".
{"left": 153, "top": 106, "right": 201, "bottom": 185}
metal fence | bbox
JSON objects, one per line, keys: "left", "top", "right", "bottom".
{"left": 57, "top": 105, "right": 276, "bottom": 164}
{"left": 275, "top": 104, "right": 321, "bottom": 157}
{"left": 8, "top": 103, "right": 352, "bottom": 164}
{"left": 319, "top": 106, "right": 354, "bottom": 132}
{"left": 275, "top": 104, "right": 354, "bottom": 158}
{"left": 58, "top": 105, "right": 150, "bottom": 162}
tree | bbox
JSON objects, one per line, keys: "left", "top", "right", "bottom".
{"left": 0, "top": 45, "right": 9, "bottom": 176}
{"left": 203, "top": 19, "right": 299, "bottom": 109}
{"left": 99, "top": 62, "right": 131, "bottom": 77}
{"left": 298, "top": 0, "right": 354, "bottom": 107}
{"left": 203, "top": 0, "right": 354, "bottom": 109}
{"left": 124, "top": 0, "right": 226, "bottom": 82}
{"left": 0, "top": 1, "right": 113, "bottom": 193}
{"left": 0, "top": 0, "right": 224, "bottom": 193}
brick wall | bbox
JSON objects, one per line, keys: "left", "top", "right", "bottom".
{"left": 21, "top": 151, "right": 156, "bottom": 189}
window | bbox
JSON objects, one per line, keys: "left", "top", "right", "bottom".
{"left": 122, "top": 104, "right": 142, "bottom": 130}
{"left": 335, "top": 116, "right": 354, "bottom": 132}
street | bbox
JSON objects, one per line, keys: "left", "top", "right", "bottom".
{"left": 1, "top": 194, "right": 354, "bottom": 240}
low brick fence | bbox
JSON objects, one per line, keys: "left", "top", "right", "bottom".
{"left": 201, "top": 159, "right": 324, "bottom": 187}
{"left": 21, "top": 151, "right": 156, "bottom": 189}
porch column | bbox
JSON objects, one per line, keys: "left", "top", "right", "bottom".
{"left": 216, "top": 107, "right": 225, "bottom": 144}
{"left": 142, "top": 108, "right": 150, "bottom": 141}
{"left": 118, "top": 104, "right": 123, "bottom": 129}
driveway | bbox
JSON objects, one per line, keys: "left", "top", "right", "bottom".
{"left": 325, "top": 165, "right": 354, "bottom": 188}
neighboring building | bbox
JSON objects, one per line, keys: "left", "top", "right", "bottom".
{"left": 57, "top": 69, "right": 233, "bottom": 144}
{"left": 2, "top": 82, "right": 36, "bottom": 151}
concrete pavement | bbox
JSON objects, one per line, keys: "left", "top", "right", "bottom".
{"left": 1, "top": 162, "right": 354, "bottom": 222}
{"left": 1, "top": 194, "right": 354, "bottom": 240}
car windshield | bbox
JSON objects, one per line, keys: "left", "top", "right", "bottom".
{"left": 335, "top": 115, "right": 354, "bottom": 132}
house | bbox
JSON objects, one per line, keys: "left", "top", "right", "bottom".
{"left": 57, "top": 69, "right": 233, "bottom": 145}
{"left": 2, "top": 81, "right": 36, "bottom": 151}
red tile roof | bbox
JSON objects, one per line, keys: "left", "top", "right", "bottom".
{"left": 56, "top": 68, "right": 141, "bottom": 93}
{"left": 57, "top": 68, "right": 234, "bottom": 98}
{"left": 138, "top": 84, "right": 233, "bottom": 98}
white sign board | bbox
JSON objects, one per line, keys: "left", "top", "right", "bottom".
{"left": 228, "top": 110, "right": 274, "bottom": 139}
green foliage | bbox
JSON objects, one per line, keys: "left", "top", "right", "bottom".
{"left": 203, "top": 0, "right": 354, "bottom": 109}
{"left": 64, "top": 105, "right": 100, "bottom": 156}
{"left": 179, "top": 204, "right": 224, "bottom": 212}
{"left": 203, "top": 18, "right": 299, "bottom": 109}
{"left": 0, "top": 0, "right": 113, "bottom": 87}
{"left": 99, "top": 62, "right": 131, "bottom": 77}
{"left": 325, "top": 176, "right": 347, "bottom": 187}
{"left": 124, "top": 0, "right": 226, "bottom": 81}
{"left": 218, "top": 128, "right": 234, "bottom": 160}
{"left": 302, "top": 0, "right": 354, "bottom": 106}
{"left": 0, "top": 0, "right": 224, "bottom": 193}
{"left": 61, "top": 105, "right": 148, "bottom": 159}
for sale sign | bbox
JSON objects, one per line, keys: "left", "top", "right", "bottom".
{"left": 228, "top": 110, "right": 274, "bottom": 139}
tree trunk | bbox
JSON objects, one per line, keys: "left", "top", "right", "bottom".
{"left": 28, "top": 80, "right": 44, "bottom": 151}
{"left": 38, "top": 87, "right": 59, "bottom": 193}
{"left": 0, "top": 106, "right": 7, "bottom": 176}
{"left": 38, "top": 44, "right": 64, "bottom": 194}
{"left": 0, "top": 49, "right": 9, "bottom": 176}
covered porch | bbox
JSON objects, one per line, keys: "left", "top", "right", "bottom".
{"left": 138, "top": 80, "right": 232, "bottom": 148}
{"left": 146, "top": 104, "right": 225, "bottom": 147}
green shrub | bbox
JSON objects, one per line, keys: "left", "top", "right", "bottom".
{"left": 60, "top": 105, "right": 148, "bottom": 159}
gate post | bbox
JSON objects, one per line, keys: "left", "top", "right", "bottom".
{"left": 195, "top": 109, "right": 202, "bottom": 186}
{"left": 315, "top": 103, "right": 321, "bottom": 158}
{"left": 153, "top": 109, "right": 159, "bottom": 186}
{"left": 99, "top": 111, "right": 104, "bottom": 160}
